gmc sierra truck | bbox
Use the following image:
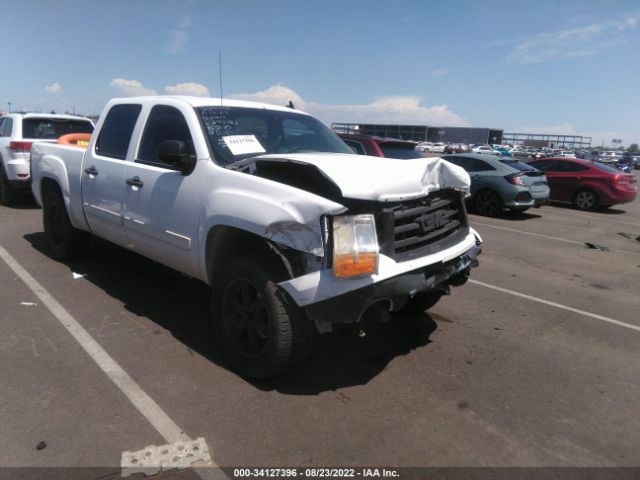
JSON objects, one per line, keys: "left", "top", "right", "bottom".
{"left": 30, "top": 96, "right": 482, "bottom": 378}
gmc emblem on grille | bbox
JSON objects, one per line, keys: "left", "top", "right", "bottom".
{"left": 418, "top": 210, "right": 448, "bottom": 233}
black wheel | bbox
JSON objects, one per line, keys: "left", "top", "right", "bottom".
{"left": 573, "top": 189, "right": 599, "bottom": 210}
{"left": 473, "top": 189, "right": 503, "bottom": 216}
{"left": 0, "top": 164, "right": 19, "bottom": 206}
{"left": 42, "top": 185, "right": 87, "bottom": 260}
{"left": 396, "top": 291, "right": 443, "bottom": 314}
{"left": 213, "top": 257, "right": 313, "bottom": 379}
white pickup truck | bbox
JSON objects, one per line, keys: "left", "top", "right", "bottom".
{"left": 31, "top": 96, "right": 482, "bottom": 378}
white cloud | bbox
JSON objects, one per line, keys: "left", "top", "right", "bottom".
{"left": 230, "top": 84, "right": 469, "bottom": 127}
{"left": 431, "top": 67, "right": 450, "bottom": 78}
{"left": 167, "top": 14, "right": 191, "bottom": 54}
{"left": 109, "top": 78, "right": 157, "bottom": 97}
{"left": 503, "top": 13, "right": 638, "bottom": 64}
{"left": 45, "top": 83, "right": 61, "bottom": 94}
{"left": 164, "top": 82, "right": 210, "bottom": 97}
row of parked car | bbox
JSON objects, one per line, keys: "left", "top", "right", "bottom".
{"left": 0, "top": 112, "right": 637, "bottom": 217}
{"left": 339, "top": 133, "right": 638, "bottom": 215}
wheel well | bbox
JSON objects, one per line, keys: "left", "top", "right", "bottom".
{"left": 205, "top": 226, "right": 290, "bottom": 286}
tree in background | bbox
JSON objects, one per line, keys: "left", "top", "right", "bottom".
{"left": 628, "top": 143, "right": 639, "bottom": 153}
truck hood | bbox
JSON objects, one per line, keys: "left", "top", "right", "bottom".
{"left": 251, "top": 153, "right": 470, "bottom": 202}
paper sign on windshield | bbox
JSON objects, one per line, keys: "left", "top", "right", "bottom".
{"left": 222, "top": 135, "right": 266, "bottom": 156}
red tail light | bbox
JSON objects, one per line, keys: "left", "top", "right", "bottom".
{"left": 505, "top": 173, "right": 525, "bottom": 186}
{"left": 9, "top": 141, "right": 33, "bottom": 153}
{"left": 614, "top": 174, "right": 635, "bottom": 184}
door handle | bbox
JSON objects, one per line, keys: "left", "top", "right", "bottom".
{"left": 84, "top": 166, "right": 99, "bottom": 176}
{"left": 126, "top": 176, "right": 144, "bottom": 188}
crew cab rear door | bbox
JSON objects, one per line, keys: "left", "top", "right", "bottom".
{"left": 122, "top": 104, "right": 204, "bottom": 275}
{"left": 82, "top": 104, "right": 142, "bottom": 246}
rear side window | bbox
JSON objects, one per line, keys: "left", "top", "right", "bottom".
{"left": 380, "top": 144, "right": 424, "bottom": 159}
{"left": 343, "top": 139, "right": 366, "bottom": 155}
{"left": 22, "top": 118, "right": 93, "bottom": 139}
{"left": 95, "top": 104, "right": 142, "bottom": 160}
{"left": 500, "top": 160, "right": 535, "bottom": 172}
{"left": 556, "top": 161, "right": 589, "bottom": 173}
{"left": 2, "top": 118, "right": 13, "bottom": 137}
{"left": 529, "top": 160, "right": 557, "bottom": 172}
{"left": 592, "top": 162, "right": 620, "bottom": 174}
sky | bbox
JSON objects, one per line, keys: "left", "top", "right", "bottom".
{"left": 1, "top": 0, "right": 638, "bottom": 147}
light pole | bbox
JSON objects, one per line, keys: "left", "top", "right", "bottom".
{"left": 7, "top": 102, "right": 11, "bottom": 113}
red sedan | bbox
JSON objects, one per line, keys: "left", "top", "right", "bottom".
{"left": 527, "top": 157, "right": 637, "bottom": 210}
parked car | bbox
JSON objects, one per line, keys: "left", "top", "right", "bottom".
{"left": 444, "top": 143, "right": 469, "bottom": 154}
{"left": 338, "top": 133, "right": 426, "bottom": 159}
{"left": 442, "top": 153, "right": 549, "bottom": 216}
{"left": 427, "top": 142, "right": 446, "bottom": 153}
{"left": 0, "top": 113, "right": 94, "bottom": 205}
{"left": 30, "top": 96, "right": 482, "bottom": 378}
{"left": 416, "top": 141, "right": 433, "bottom": 152}
{"left": 527, "top": 157, "right": 637, "bottom": 210}
{"left": 471, "top": 145, "right": 499, "bottom": 156}
{"left": 491, "top": 146, "right": 512, "bottom": 157}
{"left": 621, "top": 152, "right": 640, "bottom": 169}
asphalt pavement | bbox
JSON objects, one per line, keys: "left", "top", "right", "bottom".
{"left": 0, "top": 176, "right": 639, "bottom": 479}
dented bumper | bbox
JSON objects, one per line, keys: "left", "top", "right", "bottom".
{"left": 304, "top": 243, "right": 481, "bottom": 325}
{"left": 278, "top": 228, "right": 483, "bottom": 327}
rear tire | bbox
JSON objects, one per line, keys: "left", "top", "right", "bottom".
{"left": 473, "top": 189, "right": 503, "bottom": 216}
{"left": 573, "top": 189, "right": 599, "bottom": 211}
{"left": 0, "top": 164, "right": 19, "bottom": 206}
{"left": 396, "top": 291, "right": 443, "bottom": 314}
{"left": 42, "top": 184, "right": 88, "bottom": 260}
{"left": 212, "top": 257, "right": 313, "bottom": 379}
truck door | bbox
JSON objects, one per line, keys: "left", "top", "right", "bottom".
{"left": 81, "top": 104, "right": 142, "bottom": 246}
{"left": 122, "top": 104, "right": 204, "bottom": 276}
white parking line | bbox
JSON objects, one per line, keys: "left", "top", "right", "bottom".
{"left": 471, "top": 221, "right": 640, "bottom": 257}
{"left": 0, "top": 244, "right": 222, "bottom": 478}
{"left": 469, "top": 279, "right": 640, "bottom": 333}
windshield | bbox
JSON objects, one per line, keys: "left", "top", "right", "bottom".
{"left": 380, "top": 144, "right": 425, "bottom": 159}
{"left": 500, "top": 159, "right": 536, "bottom": 171}
{"left": 22, "top": 118, "right": 93, "bottom": 139}
{"left": 197, "top": 106, "right": 352, "bottom": 165}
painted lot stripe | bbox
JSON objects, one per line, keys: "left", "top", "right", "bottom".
{"left": 471, "top": 221, "right": 640, "bottom": 257}
{"left": 0, "top": 244, "right": 222, "bottom": 478}
{"left": 469, "top": 279, "right": 640, "bottom": 333}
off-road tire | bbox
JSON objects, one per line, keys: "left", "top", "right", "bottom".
{"left": 0, "top": 163, "right": 19, "bottom": 206}
{"left": 212, "top": 256, "right": 313, "bottom": 379}
{"left": 42, "top": 184, "right": 88, "bottom": 260}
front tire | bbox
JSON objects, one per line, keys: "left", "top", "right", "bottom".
{"left": 573, "top": 189, "right": 599, "bottom": 210}
{"left": 42, "top": 185, "right": 87, "bottom": 260}
{"left": 0, "top": 164, "right": 19, "bottom": 206}
{"left": 213, "top": 257, "right": 313, "bottom": 379}
{"left": 473, "top": 189, "right": 503, "bottom": 216}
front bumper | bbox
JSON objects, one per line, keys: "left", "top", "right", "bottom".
{"left": 303, "top": 243, "right": 481, "bottom": 325}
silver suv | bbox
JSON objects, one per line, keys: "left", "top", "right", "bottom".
{"left": 0, "top": 113, "right": 94, "bottom": 205}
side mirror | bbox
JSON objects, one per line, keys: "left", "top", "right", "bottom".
{"left": 157, "top": 140, "right": 196, "bottom": 174}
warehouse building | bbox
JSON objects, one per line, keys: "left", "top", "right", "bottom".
{"left": 502, "top": 132, "right": 592, "bottom": 149}
{"left": 332, "top": 123, "right": 503, "bottom": 145}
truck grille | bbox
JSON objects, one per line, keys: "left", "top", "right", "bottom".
{"left": 379, "top": 190, "right": 468, "bottom": 262}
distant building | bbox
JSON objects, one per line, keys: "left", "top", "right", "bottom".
{"left": 503, "top": 132, "right": 592, "bottom": 149}
{"left": 332, "top": 123, "right": 503, "bottom": 145}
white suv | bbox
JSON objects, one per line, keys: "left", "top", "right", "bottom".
{"left": 0, "top": 113, "right": 94, "bottom": 205}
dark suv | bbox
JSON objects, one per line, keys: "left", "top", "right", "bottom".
{"left": 337, "top": 133, "right": 424, "bottom": 159}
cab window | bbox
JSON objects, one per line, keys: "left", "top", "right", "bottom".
{"left": 95, "top": 104, "right": 142, "bottom": 160}
{"left": 137, "top": 105, "right": 195, "bottom": 169}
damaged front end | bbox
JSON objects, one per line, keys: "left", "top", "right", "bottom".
{"left": 233, "top": 153, "right": 482, "bottom": 334}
